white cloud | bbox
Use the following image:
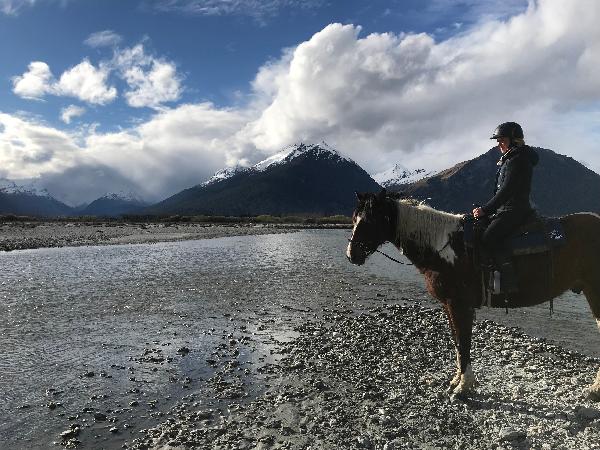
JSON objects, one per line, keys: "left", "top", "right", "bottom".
{"left": 240, "top": 0, "right": 600, "bottom": 174}
{"left": 0, "top": 112, "right": 79, "bottom": 179}
{"left": 0, "top": 0, "right": 36, "bottom": 15}
{"left": 11, "top": 61, "right": 54, "bottom": 99}
{"left": 56, "top": 60, "right": 117, "bottom": 105}
{"left": 150, "top": 0, "right": 323, "bottom": 21}
{"left": 13, "top": 59, "right": 117, "bottom": 105}
{"left": 122, "top": 60, "right": 182, "bottom": 108}
{"left": 84, "top": 30, "right": 122, "bottom": 48}
{"left": 60, "top": 105, "right": 86, "bottom": 124}
{"left": 113, "top": 44, "right": 182, "bottom": 108}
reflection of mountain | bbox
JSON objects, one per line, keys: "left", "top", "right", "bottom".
{"left": 81, "top": 192, "right": 148, "bottom": 217}
{"left": 396, "top": 147, "right": 600, "bottom": 215}
{"left": 0, "top": 179, "right": 73, "bottom": 216}
{"left": 144, "top": 142, "right": 382, "bottom": 216}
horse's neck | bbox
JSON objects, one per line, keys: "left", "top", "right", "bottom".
{"left": 392, "top": 200, "right": 462, "bottom": 265}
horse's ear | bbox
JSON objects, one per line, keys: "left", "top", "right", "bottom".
{"left": 355, "top": 191, "right": 365, "bottom": 201}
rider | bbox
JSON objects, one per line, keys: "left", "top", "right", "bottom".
{"left": 472, "top": 122, "right": 539, "bottom": 293}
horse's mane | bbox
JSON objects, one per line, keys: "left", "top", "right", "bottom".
{"left": 393, "top": 198, "right": 463, "bottom": 262}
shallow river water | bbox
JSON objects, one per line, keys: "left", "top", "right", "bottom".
{"left": 0, "top": 229, "right": 597, "bottom": 448}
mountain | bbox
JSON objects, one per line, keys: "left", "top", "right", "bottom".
{"left": 145, "top": 142, "right": 382, "bottom": 216}
{"left": 373, "top": 164, "right": 435, "bottom": 187}
{"left": 396, "top": 147, "right": 600, "bottom": 216}
{"left": 0, "top": 178, "right": 74, "bottom": 217}
{"left": 81, "top": 192, "right": 148, "bottom": 217}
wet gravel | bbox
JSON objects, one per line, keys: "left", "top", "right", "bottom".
{"left": 128, "top": 303, "right": 600, "bottom": 450}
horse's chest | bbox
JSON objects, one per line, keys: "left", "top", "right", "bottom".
{"left": 423, "top": 270, "right": 462, "bottom": 300}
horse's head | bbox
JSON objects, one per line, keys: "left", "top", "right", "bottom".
{"left": 346, "top": 189, "right": 396, "bottom": 265}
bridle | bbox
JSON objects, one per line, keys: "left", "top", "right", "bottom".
{"left": 347, "top": 200, "right": 413, "bottom": 266}
{"left": 347, "top": 237, "right": 413, "bottom": 265}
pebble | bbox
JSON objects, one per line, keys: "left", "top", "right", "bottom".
{"left": 499, "top": 427, "right": 527, "bottom": 441}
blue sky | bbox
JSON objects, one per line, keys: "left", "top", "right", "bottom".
{"left": 2, "top": 0, "right": 600, "bottom": 205}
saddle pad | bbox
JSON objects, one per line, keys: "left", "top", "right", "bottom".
{"left": 509, "top": 217, "right": 566, "bottom": 256}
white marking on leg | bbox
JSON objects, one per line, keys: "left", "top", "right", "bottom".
{"left": 453, "top": 364, "right": 475, "bottom": 395}
{"left": 596, "top": 319, "right": 600, "bottom": 332}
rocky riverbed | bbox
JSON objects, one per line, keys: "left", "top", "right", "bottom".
{"left": 0, "top": 222, "right": 298, "bottom": 251}
{"left": 125, "top": 303, "right": 600, "bottom": 450}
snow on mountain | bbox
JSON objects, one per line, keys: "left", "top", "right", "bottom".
{"left": 373, "top": 164, "right": 435, "bottom": 187}
{"left": 0, "top": 178, "right": 52, "bottom": 197}
{"left": 97, "top": 191, "right": 146, "bottom": 204}
{"left": 202, "top": 142, "right": 352, "bottom": 187}
{"left": 201, "top": 166, "right": 247, "bottom": 187}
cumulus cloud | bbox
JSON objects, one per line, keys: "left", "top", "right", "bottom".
{"left": 56, "top": 60, "right": 117, "bottom": 105}
{"left": 60, "top": 105, "right": 86, "bottom": 124}
{"left": 0, "top": 112, "right": 80, "bottom": 178}
{"left": 84, "top": 30, "right": 122, "bottom": 48}
{"left": 113, "top": 44, "right": 182, "bottom": 108}
{"left": 4, "top": 0, "right": 600, "bottom": 204}
{"left": 240, "top": 0, "right": 600, "bottom": 173}
{"left": 13, "top": 59, "right": 117, "bottom": 105}
{"left": 11, "top": 61, "right": 54, "bottom": 99}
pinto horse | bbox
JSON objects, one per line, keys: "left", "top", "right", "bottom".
{"left": 346, "top": 190, "right": 600, "bottom": 398}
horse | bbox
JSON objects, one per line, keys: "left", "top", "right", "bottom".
{"left": 346, "top": 189, "right": 600, "bottom": 398}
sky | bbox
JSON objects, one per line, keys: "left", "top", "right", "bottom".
{"left": 1, "top": 0, "right": 600, "bottom": 205}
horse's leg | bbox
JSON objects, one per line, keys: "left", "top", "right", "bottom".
{"left": 445, "top": 300, "right": 476, "bottom": 396}
{"left": 443, "top": 304, "right": 462, "bottom": 391}
{"left": 583, "top": 282, "right": 600, "bottom": 400}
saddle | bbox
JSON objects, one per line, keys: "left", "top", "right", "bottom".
{"left": 462, "top": 213, "right": 566, "bottom": 257}
{"left": 462, "top": 213, "right": 566, "bottom": 308}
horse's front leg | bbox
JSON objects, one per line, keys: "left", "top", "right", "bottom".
{"left": 444, "top": 300, "right": 475, "bottom": 397}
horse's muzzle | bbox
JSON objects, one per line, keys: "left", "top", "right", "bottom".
{"left": 346, "top": 242, "right": 366, "bottom": 265}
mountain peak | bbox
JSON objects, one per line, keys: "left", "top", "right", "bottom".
{"left": 0, "top": 178, "right": 52, "bottom": 198}
{"left": 202, "top": 142, "right": 353, "bottom": 187}
{"left": 373, "top": 165, "right": 434, "bottom": 187}
{"left": 98, "top": 191, "right": 145, "bottom": 204}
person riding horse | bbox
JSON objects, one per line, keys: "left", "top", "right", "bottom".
{"left": 472, "top": 122, "right": 539, "bottom": 294}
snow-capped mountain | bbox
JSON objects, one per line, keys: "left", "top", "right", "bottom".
{"left": 81, "top": 191, "right": 148, "bottom": 217}
{"left": 201, "top": 142, "right": 354, "bottom": 187}
{"left": 372, "top": 164, "right": 435, "bottom": 188}
{"left": 0, "top": 178, "right": 52, "bottom": 197}
{"left": 145, "top": 142, "right": 380, "bottom": 216}
{"left": 0, "top": 178, "right": 73, "bottom": 216}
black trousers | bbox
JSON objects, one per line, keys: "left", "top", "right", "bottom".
{"left": 481, "top": 210, "right": 531, "bottom": 261}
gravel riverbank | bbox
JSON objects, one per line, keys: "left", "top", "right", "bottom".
{"left": 128, "top": 303, "right": 600, "bottom": 450}
{"left": 0, "top": 222, "right": 302, "bottom": 251}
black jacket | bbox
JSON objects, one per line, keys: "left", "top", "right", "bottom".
{"left": 482, "top": 145, "right": 538, "bottom": 215}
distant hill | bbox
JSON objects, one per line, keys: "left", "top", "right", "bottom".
{"left": 144, "top": 143, "right": 382, "bottom": 216}
{"left": 392, "top": 147, "right": 600, "bottom": 216}
{"left": 0, "top": 179, "right": 73, "bottom": 217}
{"left": 81, "top": 192, "right": 148, "bottom": 217}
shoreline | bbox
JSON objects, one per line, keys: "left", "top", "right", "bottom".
{"left": 0, "top": 222, "right": 350, "bottom": 252}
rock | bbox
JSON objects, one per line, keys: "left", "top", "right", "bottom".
{"left": 109, "top": 426, "right": 119, "bottom": 433}
{"left": 177, "top": 346, "right": 190, "bottom": 355}
{"left": 499, "top": 427, "right": 526, "bottom": 441}
{"left": 577, "top": 407, "right": 600, "bottom": 420}
{"left": 94, "top": 412, "right": 107, "bottom": 421}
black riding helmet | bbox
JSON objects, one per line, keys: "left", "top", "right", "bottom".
{"left": 490, "top": 122, "right": 524, "bottom": 140}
